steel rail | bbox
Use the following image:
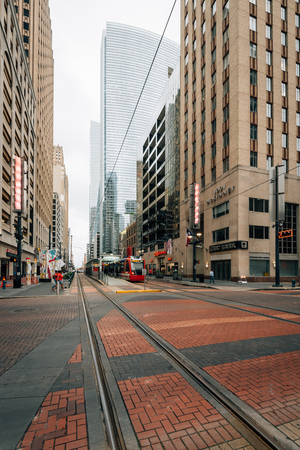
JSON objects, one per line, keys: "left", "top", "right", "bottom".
{"left": 77, "top": 276, "right": 121, "bottom": 450}
{"left": 85, "top": 274, "right": 295, "bottom": 450}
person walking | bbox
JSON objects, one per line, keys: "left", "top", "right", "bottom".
{"left": 57, "top": 271, "right": 64, "bottom": 290}
{"left": 52, "top": 271, "right": 58, "bottom": 290}
{"left": 210, "top": 269, "right": 215, "bottom": 284}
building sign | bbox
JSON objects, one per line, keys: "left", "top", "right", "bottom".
{"left": 194, "top": 183, "right": 200, "bottom": 228}
{"left": 6, "top": 248, "right": 17, "bottom": 258}
{"left": 207, "top": 184, "right": 235, "bottom": 204}
{"left": 209, "top": 240, "right": 248, "bottom": 253}
{"left": 154, "top": 250, "right": 167, "bottom": 257}
{"left": 13, "top": 156, "right": 23, "bottom": 212}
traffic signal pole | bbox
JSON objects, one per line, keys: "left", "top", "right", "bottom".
{"left": 274, "top": 165, "right": 282, "bottom": 287}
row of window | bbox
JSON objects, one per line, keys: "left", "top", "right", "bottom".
{"left": 213, "top": 226, "right": 269, "bottom": 242}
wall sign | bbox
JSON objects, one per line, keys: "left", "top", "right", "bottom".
{"left": 154, "top": 250, "right": 167, "bottom": 257}
{"left": 207, "top": 184, "right": 235, "bottom": 204}
{"left": 209, "top": 240, "right": 248, "bottom": 253}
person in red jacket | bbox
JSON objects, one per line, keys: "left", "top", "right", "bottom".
{"left": 57, "top": 271, "right": 64, "bottom": 290}
{"left": 52, "top": 271, "right": 58, "bottom": 290}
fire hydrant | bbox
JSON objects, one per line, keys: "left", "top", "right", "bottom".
{"left": 292, "top": 279, "right": 296, "bottom": 288}
{"left": 2, "top": 278, "right": 7, "bottom": 289}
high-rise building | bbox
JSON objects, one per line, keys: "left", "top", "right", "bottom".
{"left": 89, "top": 121, "right": 101, "bottom": 260}
{"left": 0, "top": 0, "right": 36, "bottom": 278}
{"left": 180, "top": 0, "right": 300, "bottom": 282}
{"left": 100, "top": 22, "right": 180, "bottom": 254}
{"left": 14, "top": 0, "right": 54, "bottom": 252}
{"left": 52, "top": 145, "right": 69, "bottom": 263}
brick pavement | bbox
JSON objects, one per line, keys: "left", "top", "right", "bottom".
{"left": 204, "top": 351, "right": 300, "bottom": 446}
{"left": 123, "top": 299, "right": 300, "bottom": 349}
{"left": 118, "top": 371, "right": 252, "bottom": 450}
{"left": 17, "top": 345, "right": 88, "bottom": 450}
{"left": 0, "top": 296, "right": 79, "bottom": 376}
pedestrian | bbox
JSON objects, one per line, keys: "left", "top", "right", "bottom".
{"left": 210, "top": 269, "right": 215, "bottom": 284}
{"left": 52, "top": 271, "right": 58, "bottom": 290}
{"left": 149, "top": 268, "right": 152, "bottom": 276}
{"left": 57, "top": 271, "right": 64, "bottom": 290}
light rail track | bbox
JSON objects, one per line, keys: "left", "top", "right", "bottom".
{"left": 80, "top": 274, "right": 300, "bottom": 450}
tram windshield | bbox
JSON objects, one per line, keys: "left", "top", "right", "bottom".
{"left": 131, "top": 261, "right": 144, "bottom": 272}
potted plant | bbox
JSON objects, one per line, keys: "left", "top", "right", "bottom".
{"left": 155, "top": 270, "right": 164, "bottom": 278}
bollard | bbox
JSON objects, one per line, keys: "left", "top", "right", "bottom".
{"left": 292, "top": 279, "right": 296, "bottom": 288}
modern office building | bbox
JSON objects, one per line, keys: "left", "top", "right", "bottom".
{"left": 180, "top": 0, "right": 300, "bottom": 281}
{"left": 137, "top": 60, "right": 181, "bottom": 275}
{"left": 52, "top": 145, "right": 69, "bottom": 262}
{"left": 14, "top": 0, "right": 54, "bottom": 252}
{"left": 0, "top": 0, "right": 36, "bottom": 278}
{"left": 100, "top": 22, "right": 180, "bottom": 254}
{"left": 89, "top": 121, "right": 101, "bottom": 260}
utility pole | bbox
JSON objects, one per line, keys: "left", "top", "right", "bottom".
{"left": 270, "top": 165, "right": 285, "bottom": 287}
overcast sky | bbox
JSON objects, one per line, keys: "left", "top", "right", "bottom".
{"left": 49, "top": 0, "right": 180, "bottom": 267}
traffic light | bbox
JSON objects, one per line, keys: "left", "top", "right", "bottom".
{"left": 278, "top": 229, "right": 293, "bottom": 238}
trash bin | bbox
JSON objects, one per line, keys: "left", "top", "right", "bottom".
{"left": 13, "top": 278, "right": 21, "bottom": 288}
{"left": 198, "top": 274, "right": 204, "bottom": 283}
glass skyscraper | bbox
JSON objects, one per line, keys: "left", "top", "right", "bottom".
{"left": 100, "top": 22, "right": 180, "bottom": 254}
{"left": 89, "top": 121, "right": 101, "bottom": 260}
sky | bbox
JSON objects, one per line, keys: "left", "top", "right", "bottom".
{"left": 49, "top": 0, "right": 180, "bottom": 267}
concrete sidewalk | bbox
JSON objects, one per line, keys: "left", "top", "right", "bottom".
{"left": 0, "top": 277, "right": 70, "bottom": 298}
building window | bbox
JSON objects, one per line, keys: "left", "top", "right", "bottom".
{"left": 250, "top": 43, "right": 257, "bottom": 58}
{"left": 282, "top": 159, "right": 288, "bottom": 173}
{"left": 265, "top": 0, "right": 271, "bottom": 13}
{"left": 201, "top": 130, "right": 205, "bottom": 144}
{"left": 193, "top": 0, "right": 196, "bottom": 9}
{"left": 266, "top": 51, "right": 272, "bottom": 66}
{"left": 281, "top": 32, "right": 287, "bottom": 46}
{"left": 223, "top": 1, "right": 229, "bottom": 20}
{"left": 297, "top": 113, "right": 300, "bottom": 127}
{"left": 279, "top": 204, "right": 297, "bottom": 255}
{"left": 212, "top": 95, "right": 216, "bottom": 111}
{"left": 201, "top": 42, "right": 206, "bottom": 58}
{"left": 193, "top": 58, "right": 197, "bottom": 72}
{"left": 211, "top": 119, "right": 216, "bottom": 135}
{"left": 185, "top": 13, "right": 189, "bottom": 27}
{"left": 213, "top": 201, "right": 229, "bottom": 219}
{"left": 202, "top": 0, "right": 206, "bottom": 13}
{"left": 297, "top": 137, "right": 300, "bottom": 152}
{"left": 184, "top": 149, "right": 188, "bottom": 161}
{"left": 193, "top": 19, "right": 197, "bottom": 31}
{"left": 185, "top": 72, "right": 188, "bottom": 85}
{"left": 223, "top": 27, "right": 229, "bottom": 45}
{"left": 266, "top": 25, "right": 272, "bottom": 40}
{"left": 184, "top": 111, "right": 188, "bottom": 123}
{"left": 223, "top": 157, "right": 229, "bottom": 173}
{"left": 193, "top": 100, "right": 196, "bottom": 112}
{"left": 266, "top": 103, "right": 272, "bottom": 118}
{"left": 250, "top": 151, "right": 257, "bottom": 167}
{"left": 193, "top": 162, "right": 196, "bottom": 175}
{"left": 201, "top": 175, "right": 205, "bottom": 188}
{"left": 212, "top": 143, "right": 216, "bottom": 158}
{"left": 185, "top": 53, "right": 189, "bottom": 66}
{"left": 201, "top": 109, "right": 206, "bottom": 123}
{"left": 223, "top": 78, "right": 229, "bottom": 97}
{"left": 297, "top": 163, "right": 300, "bottom": 176}
{"left": 23, "top": 22, "right": 29, "bottom": 30}
{"left": 250, "top": 16, "right": 257, "bottom": 32}
{"left": 211, "top": 1, "right": 216, "bottom": 17}
{"left": 193, "top": 79, "right": 197, "bottom": 92}
{"left": 211, "top": 167, "right": 216, "bottom": 183}
{"left": 250, "top": 124, "right": 257, "bottom": 140}
{"left": 193, "top": 39, "right": 197, "bottom": 52}
{"left": 282, "top": 134, "right": 287, "bottom": 148}
{"left": 223, "top": 52, "right": 229, "bottom": 70}
{"left": 297, "top": 63, "right": 300, "bottom": 78}
{"left": 212, "top": 71, "right": 216, "bottom": 86}
{"left": 185, "top": 92, "right": 188, "bottom": 104}
{"left": 201, "top": 65, "right": 205, "bottom": 79}
{"left": 297, "top": 88, "right": 300, "bottom": 102}
{"left": 201, "top": 153, "right": 205, "bottom": 167}
{"left": 223, "top": 104, "right": 229, "bottom": 121}
{"left": 250, "top": 69, "right": 257, "bottom": 86}
{"left": 213, "top": 227, "right": 229, "bottom": 243}
{"left": 282, "top": 82, "right": 287, "bottom": 97}
{"left": 249, "top": 225, "right": 269, "bottom": 239}
{"left": 201, "top": 86, "right": 206, "bottom": 100}
{"left": 250, "top": 97, "right": 257, "bottom": 113}
{"left": 212, "top": 24, "right": 216, "bottom": 41}
{"left": 297, "top": 39, "right": 300, "bottom": 53}
{"left": 281, "top": 57, "right": 287, "bottom": 71}
{"left": 193, "top": 141, "right": 196, "bottom": 153}
{"left": 267, "top": 129, "right": 272, "bottom": 145}
{"left": 184, "top": 169, "right": 188, "bottom": 181}
{"left": 193, "top": 121, "right": 196, "bottom": 133}
{"left": 202, "top": 21, "right": 206, "bottom": 35}
{"left": 266, "top": 76, "right": 272, "bottom": 91}
{"left": 185, "top": 34, "right": 189, "bottom": 47}
{"left": 282, "top": 108, "right": 287, "bottom": 122}
{"left": 185, "top": 130, "right": 188, "bottom": 143}
{"left": 267, "top": 156, "right": 273, "bottom": 170}
{"left": 212, "top": 47, "right": 216, "bottom": 63}
{"left": 281, "top": 6, "right": 286, "bottom": 21}
{"left": 297, "top": 14, "right": 300, "bottom": 28}
{"left": 223, "top": 130, "right": 229, "bottom": 148}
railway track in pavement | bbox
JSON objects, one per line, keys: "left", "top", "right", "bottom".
{"left": 78, "top": 273, "right": 300, "bottom": 449}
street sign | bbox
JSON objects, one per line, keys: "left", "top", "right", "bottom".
{"left": 278, "top": 229, "right": 293, "bottom": 239}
